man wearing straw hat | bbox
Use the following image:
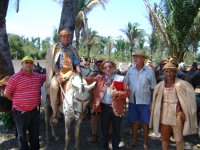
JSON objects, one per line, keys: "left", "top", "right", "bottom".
{"left": 125, "top": 50, "right": 156, "bottom": 149}
{"left": 150, "top": 61, "right": 198, "bottom": 150}
{"left": 45, "top": 28, "right": 81, "bottom": 123}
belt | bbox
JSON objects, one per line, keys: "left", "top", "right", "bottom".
{"left": 13, "top": 106, "right": 39, "bottom": 113}
{"left": 101, "top": 103, "right": 112, "bottom": 107}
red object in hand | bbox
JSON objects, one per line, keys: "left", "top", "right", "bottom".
{"left": 113, "top": 81, "right": 123, "bottom": 91}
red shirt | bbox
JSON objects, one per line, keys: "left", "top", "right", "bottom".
{"left": 4, "top": 70, "right": 46, "bottom": 111}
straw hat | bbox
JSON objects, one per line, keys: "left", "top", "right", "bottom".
{"left": 162, "top": 61, "right": 178, "bottom": 71}
{"left": 132, "top": 50, "right": 148, "bottom": 59}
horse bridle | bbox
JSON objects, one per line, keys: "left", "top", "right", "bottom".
{"left": 59, "top": 84, "right": 74, "bottom": 118}
{"left": 85, "top": 69, "right": 92, "bottom": 77}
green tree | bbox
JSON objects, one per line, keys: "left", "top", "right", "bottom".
{"left": 81, "top": 28, "right": 99, "bottom": 57}
{"left": 40, "top": 37, "right": 51, "bottom": 59}
{"left": 114, "top": 38, "right": 129, "bottom": 62}
{"left": 8, "top": 34, "right": 24, "bottom": 59}
{"left": 121, "top": 22, "right": 145, "bottom": 55}
{"left": 144, "top": 0, "right": 200, "bottom": 62}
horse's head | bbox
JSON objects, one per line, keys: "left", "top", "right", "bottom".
{"left": 71, "top": 74, "right": 96, "bottom": 99}
{"left": 63, "top": 75, "right": 96, "bottom": 113}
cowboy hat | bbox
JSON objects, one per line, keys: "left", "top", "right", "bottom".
{"left": 132, "top": 50, "right": 148, "bottom": 59}
{"left": 101, "top": 60, "right": 117, "bottom": 69}
{"left": 162, "top": 61, "right": 178, "bottom": 71}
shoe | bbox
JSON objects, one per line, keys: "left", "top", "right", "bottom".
{"left": 87, "top": 135, "right": 97, "bottom": 142}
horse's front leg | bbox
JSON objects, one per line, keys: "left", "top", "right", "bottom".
{"left": 75, "top": 114, "right": 83, "bottom": 150}
{"left": 64, "top": 115, "right": 72, "bottom": 150}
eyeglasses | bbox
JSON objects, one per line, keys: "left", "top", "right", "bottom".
{"left": 24, "top": 61, "right": 33, "bottom": 65}
{"left": 103, "top": 65, "right": 113, "bottom": 70}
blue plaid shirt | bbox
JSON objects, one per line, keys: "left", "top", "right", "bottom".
{"left": 57, "top": 43, "right": 80, "bottom": 69}
{"left": 125, "top": 65, "right": 156, "bottom": 105}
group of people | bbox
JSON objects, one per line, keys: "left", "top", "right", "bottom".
{"left": 2, "top": 28, "right": 199, "bottom": 150}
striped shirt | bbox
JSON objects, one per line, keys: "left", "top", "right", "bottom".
{"left": 125, "top": 65, "right": 156, "bottom": 104}
{"left": 4, "top": 70, "right": 46, "bottom": 111}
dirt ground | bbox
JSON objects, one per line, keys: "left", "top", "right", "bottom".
{"left": 0, "top": 109, "right": 199, "bottom": 150}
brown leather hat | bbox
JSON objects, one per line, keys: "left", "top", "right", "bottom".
{"left": 101, "top": 60, "right": 117, "bottom": 69}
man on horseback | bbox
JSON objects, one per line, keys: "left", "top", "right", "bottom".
{"left": 45, "top": 28, "right": 81, "bottom": 124}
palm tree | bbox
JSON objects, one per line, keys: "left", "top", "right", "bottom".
{"left": 114, "top": 38, "right": 128, "bottom": 62}
{"left": 81, "top": 28, "right": 99, "bottom": 57}
{"left": 106, "top": 36, "right": 113, "bottom": 61}
{"left": 0, "top": 0, "right": 15, "bottom": 77}
{"left": 121, "top": 22, "right": 145, "bottom": 55}
{"left": 144, "top": 0, "right": 200, "bottom": 62}
{"left": 75, "top": 0, "right": 108, "bottom": 49}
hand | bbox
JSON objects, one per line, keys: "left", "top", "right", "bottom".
{"left": 57, "top": 74, "right": 64, "bottom": 83}
{"left": 110, "top": 89, "right": 119, "bottom": 98}
{"left": 177, "top": 111, "right": 186, "bottom": 122}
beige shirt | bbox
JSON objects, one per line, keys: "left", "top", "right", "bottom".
{"left": 161, "top": 86, "right": 179, "bottom": 126}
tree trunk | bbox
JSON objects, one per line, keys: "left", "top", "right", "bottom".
{"left": 0, "top": 0, "right": 15, "bottom": 78}
{"left": 59, "top": 0, "right": 77, "bottom": 44}
{"left": 87, "top": 45, "right": 91, "bottom": 58}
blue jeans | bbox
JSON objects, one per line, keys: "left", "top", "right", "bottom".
{"left": 13, "top": 108, "right": 40, "bottom": 150}
{"left": 100, "top": 103, "right": 122, "bottom": 150}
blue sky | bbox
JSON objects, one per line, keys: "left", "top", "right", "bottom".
{"left": 6, "top": 0, "right": 160, "bottom": 40}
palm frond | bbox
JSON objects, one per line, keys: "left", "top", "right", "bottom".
{"left": 144, "top": 0, "right": 170, "bottom": 48}
{"left": 85, "top": 0, "right": 108, "bottom": 13}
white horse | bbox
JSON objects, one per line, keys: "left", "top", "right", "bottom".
{"left": 41, "top": 66, "right": 96, "bottom": 148}
{"left": 62, "top": 74, "right": 96, "bottom": 150}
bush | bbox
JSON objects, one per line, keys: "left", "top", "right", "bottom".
{"left": 0, "top": 112, "right": 14, "bottom": 129}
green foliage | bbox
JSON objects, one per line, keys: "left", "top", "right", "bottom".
{"left": 145, "top": 0, "right": 200, "bottom": 62}
{"left": 8, "top": 34, "right": 51, "bottom": 59}
{"left": 121, "top": 22, "right": 145, "bottom": 54}
{"left": 196, "top": 54, "right": 200, "bottom": 62}
{"left": 0, "top": 112, "right": 14, "bottom": 129}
